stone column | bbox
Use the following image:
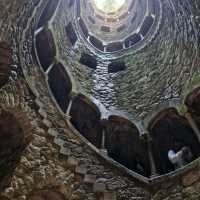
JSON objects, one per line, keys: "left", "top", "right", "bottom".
{"left": 122, "top": 42, "right": 126, "bottom": 49}
{"left": 185, "top": 112, "right": 200, "bottom": 143}
{"left": 100, "top": 129, "right": 108, "bottom": 156}
{"left": 146, "top": 133, "right": 158, "bottom": 178}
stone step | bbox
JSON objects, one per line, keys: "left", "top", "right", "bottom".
{"left": 35, "top": 98, "right": 44, "bottom": 108}
{"left": 42, "top": 118, "right": 52, "bottom": 128}
{"left": 93, "top": 182, "right": 106, "bottom": 193}
{"left": 54, "top": 135, "right": 67, "bottom": 146}
{"left": 103, "top": 192, "right": 117, "bottom": 200}
{"left": 83, "top": 174, "right": 97, "bottom": 184}
{"left": 75, "top": 165, "right": 87, "bottom": 175}
{"left": 60, "top": 146, "right": 71, "bottom": 156}
{"left": 47, "top": 128, "right": 58, "bottom": 137}
{"left": 67, "top": 157, "right": 79, "bottom": 170}
{"left": 38, "top": 108, "right": 47, "bottom": 118}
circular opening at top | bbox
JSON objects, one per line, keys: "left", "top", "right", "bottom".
{"left": 93, "top": 0, "right": 126, "bottom": 14}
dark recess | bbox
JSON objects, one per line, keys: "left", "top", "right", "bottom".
{"left": 148, "top": 108, "right": 200, "bottom": 174}
{"left": 48, "top": 63, "right": 72, "bottom": 113}
{"left": 36, "top": 28, "right": 56, "bottom": 71}
{"left": 108, "top": 60, "right": 127, "bottom": 73}
{"left": 80, "top": 53, "right": 97, "bottom": 69}
{"left": 65, "top": 23, "right": 78, "bottom": 46}
{"left": 37, "top": 0, "right": 59, "bottom": 28}
{"left": 70, "top": 94, "right": 102, "bottom": 148}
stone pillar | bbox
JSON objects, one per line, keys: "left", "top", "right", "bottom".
{"left": 100, "top": 129, "right": 108, "bottom": 156}
{"left": 122, "top": 42, "right": 126, "bottom": 49}
{"left": 146, "top": 133, "right": 158, "bottom": 178}
{"left": 185, "top": 112, "right": 200, "bottom": 143}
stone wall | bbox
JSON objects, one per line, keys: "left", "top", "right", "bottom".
{"left": 0, "top": 0, "right": 200, "bottom": 200}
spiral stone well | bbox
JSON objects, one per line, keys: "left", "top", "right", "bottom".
{"left": 0, "top": 0, "right": 200, "bottom": 199}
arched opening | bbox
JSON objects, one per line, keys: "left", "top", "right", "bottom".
{"left": 185, "top": 87, "right": 200, "bottom": 115}
{"left": 102, "top": 115, "right": 151, "bottom": 177}
{"left": 36, "top": 28, "right": 56, "bottom": 72}
{"left": 48, "top": 62, "right": 72, "bottom": 113}
{"left": 37, "top": 0, "right": 60, "bottom": 29}
{"left": 148, "top": 108, "right": 200, "bottom": 174}
{"left": 70, "top": 94, "right": 102, "bottom": 148}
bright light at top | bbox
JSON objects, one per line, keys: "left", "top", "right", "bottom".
{"left": 93, "top": 0, "right": 126, "bottom": 13}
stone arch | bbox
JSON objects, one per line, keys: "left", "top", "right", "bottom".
{"left": 185, "top": 87, "right": 200, "bottom": 114}
{"left": 0, "top": 42, "right": 11, "bottom": 88}
{"left": 35, "top": 28, "right": 56, "bottom": 72}
{"left": 48, "top": 62, "right": 72, "bottom": 113}
{"left": 0, "top": 108, "right": 32, "bottom": 191}
{"left": 102, "top": 115, "right": 151, "bottom": 177}
{"left": 148, "top": 108, "right": 200, "bottom": 174}
{"left": 185, "top": 87, "right": 200, "bottom": 133}
{"left": 70, "top": 94, "right": 102, "bottom": 148}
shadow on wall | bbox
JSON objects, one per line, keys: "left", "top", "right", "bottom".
{"left": 0, "top": 42, "right": 11, "bottom": 88}
{"left": 28, "top": 190, "right": 65, "bottom": 200}
{"left": 0, "top": 196, "right": 9, "bottom": 200}
{"left": 0, "top": 108, "right": 32, "bottom": 192}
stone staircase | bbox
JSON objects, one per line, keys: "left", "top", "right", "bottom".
{"left": 34, "top": 94, "right": 150, "bottom": 199}
{"left": 14, "top": 63, "right": 150, "bottom": 199}
{"left": 47, "top": 127, "right": 117, "bottom": 200}
{"left": 35, "top": 100, "right": 116, "bottom": 199}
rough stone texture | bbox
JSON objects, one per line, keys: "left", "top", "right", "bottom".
{"left": 0, "top": 0, "right": 200, "bottom": 200}
{"left": 152, "top": 166, "right": 200, "bottom": 200}
{"left": 28, "top": 190, "right": 65, "bottom": 200}
{"left": 0, "top": 196, "right": 10, "bottom": 200}
{"left": 185, "top": 87, "right": 200, "bottom": 114}
{"left": 0, "top": 108, "right": 32, "bottom": 192}
{"left": 182, "top": 170, "right": 200, "bottom": 187}
{"left": 64, "top": 0, "right": 200, "bottom": 122}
